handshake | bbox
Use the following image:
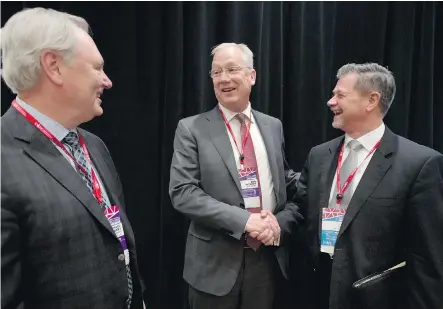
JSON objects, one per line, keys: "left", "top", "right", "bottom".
{"left": 245, "top": 210, "right": 281, "bottom": 246}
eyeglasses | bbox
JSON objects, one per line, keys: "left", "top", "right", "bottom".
{"left": 209, "top": 66, "right": 251, "bottom": 79}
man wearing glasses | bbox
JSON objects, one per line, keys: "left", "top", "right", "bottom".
{"left": 169, "top": 43, "right": 302, "bottom": 309}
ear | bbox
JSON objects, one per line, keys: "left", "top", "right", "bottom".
{"left": 250, "top": 69, "right": 257, "bottom": 86}
{"left": 40, "top": 50, "right": 64, "bottom": 86}
{"left": 367, "top": 91, "right": 381, "bottom": 112}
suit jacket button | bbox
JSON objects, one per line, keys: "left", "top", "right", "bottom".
{"left": 118, "top": 253, "right": 125, "bottom": 262}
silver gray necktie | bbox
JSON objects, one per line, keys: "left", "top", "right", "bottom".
{"left": 332, "top": 139, "right": 363, "bottom": 208}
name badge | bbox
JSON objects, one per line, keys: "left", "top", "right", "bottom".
{"left": 321, "top": 208, "right": 346, "bottom": 255}
{"left": 239, "top": 169, "right": 261, "bottom": 209}
{"left": 105, "top": 206, "right": 130, "bottom": 265}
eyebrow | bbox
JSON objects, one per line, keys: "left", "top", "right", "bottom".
{"left": 332, "top": 89, "right": 348, "bottom": 95}
{"left": 212, "top": 62, "right": 241, "bottom": 68}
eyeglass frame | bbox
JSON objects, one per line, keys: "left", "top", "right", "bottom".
{"left": 209, "top": 66, "right": 253, "bottom": 79}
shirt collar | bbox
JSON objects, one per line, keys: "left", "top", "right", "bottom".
{"left": 344, "top": 122, "right": 385, "bottom": 151}
{"left": 218, "top": 102, "right": 253, "bottom": 123}
{"left": 15, "top": 97, "right": 75, "bottom": 141}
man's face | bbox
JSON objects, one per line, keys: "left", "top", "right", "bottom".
{"left": 60, "top": 29, "right": 112, "bottom": 124}
{"left": 327, "top": 73, "right": 371, "bottom": 132}
{"left": 211, "top": 46, "right": 256, "bottom": 111}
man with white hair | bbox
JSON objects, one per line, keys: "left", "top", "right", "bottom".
{"left": 169, "top": 42, "right": 302, "bottom": 309}
{"left": 293, "top": 63, "right": 443, "bottom": 309}
{"left": 1, "top": 8, "right": 145, "bottom": 309}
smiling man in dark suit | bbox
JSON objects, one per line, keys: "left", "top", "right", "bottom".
{"left": 1, "top": 8, "right": 144, "bottom": 309}
{"left": 293, "top": 63, "right": 443, "bottom": 309}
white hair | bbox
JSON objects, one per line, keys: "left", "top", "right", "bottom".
{"left": 211, "top": 43, "right": 254, "bottom": 68}
{"left": 1, "top": 7, "right": 90, "bottom": 94}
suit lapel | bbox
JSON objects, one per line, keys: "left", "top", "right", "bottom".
{"left": 82, "top": 133, "right": 136, "bottom": 247}
{"left": 81, "top": 131, "right": 115, "bottom": 203}
{"left": 337, "top": 128, "right": 396, "bottom": 238}
{"left": 252, "top": 111, "right": 280, "bottom": 205}
{"left": 206, "top": 107, "right": 242, "bottom": 194}
{"left": 11, "top": 111, "right": 117, "bottom": 238}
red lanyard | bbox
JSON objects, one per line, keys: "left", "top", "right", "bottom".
{"left": 12, "top": 100, "right": 103, "bottom": 204}
{"left": 218, "top": 106, "right": 252, "bottom": 167}
{"left": 335, "top": 139, "right": 381, "bottom": 204}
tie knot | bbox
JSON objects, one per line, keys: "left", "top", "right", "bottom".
{"left": 347, "top": 139, "right": 363, "bottom": 151}
{"left": 235, "top": 113, "right": 247, "bottom": 124}
{"left": 63, "top": 131, "right": 80, "bottom": 147}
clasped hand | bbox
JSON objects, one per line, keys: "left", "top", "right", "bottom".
{"left": 245, "top": 210, "right": 281, "bottom": 246}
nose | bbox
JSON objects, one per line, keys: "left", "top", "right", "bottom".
{"left": 103, "top": 72, "right": 113, "bottom": 89}
{"left": 219, "top": 70, "right": 231, "bottom": 83}
{"left": 327, "top": 97, "right": 337, "bottom": 107}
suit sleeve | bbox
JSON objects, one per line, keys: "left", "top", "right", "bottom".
{"left": 407, "top": 153, "right": 443, "bottom": 309}
{"left": 275, "top": 120, "right": 304, "bottom": 242}
{"left": 169, "top": 120, "right": 251, "bottom": 240}
{"left": 1, "top": 191, "right": 24, "bottom": 309}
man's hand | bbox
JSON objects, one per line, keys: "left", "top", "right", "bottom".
{"left": 245, "top": 213, "right": 274, "bottom": 245}
{"left": 261, "top": 210, "right": 281, "bottom": 239}
{"left": 245, "top": 213, "right": 271, "bottom": 234}
{"left": 250, "top": 210, "right": 281, "bottom": 246}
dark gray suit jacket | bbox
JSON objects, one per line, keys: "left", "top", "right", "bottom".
{"left": 293, "top": 127, "right": 443, "bottom": 309}
{"left": 1, "top": 107, "right": 144, "bottom": 309}
{"left": 169, "top": 106, "right": 302, "bottom": 296}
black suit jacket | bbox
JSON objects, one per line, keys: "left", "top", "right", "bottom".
{"left": 1, "top": 107, "right": 144, "bottom": 309}
{"left": 292, "top": 127, "right": 443, "bottom": 309}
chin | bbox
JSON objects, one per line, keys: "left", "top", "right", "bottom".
{"left": 93, "top": 101, "right": 104, "bottom": 114}
{"left": 332, "top": 121, "right": 344, "bottom": 130}
{"left": 222, "top": 96, "right": 239, "bottom": 104}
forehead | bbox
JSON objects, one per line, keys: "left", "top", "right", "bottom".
{"left": 74, "top": 29, "right": 103, "bottom": 64}
{"left": 212, "top": 46, "right": 246, "bottom": 67}
{"left": 334, "top": 73, "right": 358, "bottom": 93}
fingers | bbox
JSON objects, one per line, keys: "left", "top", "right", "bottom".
{"left": 264, "top": 213, "right": 281, "bottom": 239}
{"left": 256, "top": 228, "right": 269, "bottom": 241}
{"left": 249, "top": 231, "right": 259, "bottom": 238}
{"left": 245, "top": 213, "right": 268, "bottom": 233}
{"left": 245, "top": 212, "right": 280, "bottom": 246}
{"left": 257, "top": 228, "right": 274, "bottom": 245}
{"left": 263, "top": 233, "right": 275, "bottom": 246}
{"left": 264, "top": 237, "right": 275, "bottom": 246}
{"left": 270, "top": 221, "right": 280, "bottom": 237}
{"left": 260, "top": 210, "right": 270, "bottom": 218}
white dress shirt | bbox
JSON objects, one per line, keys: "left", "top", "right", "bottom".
{"left": 218, "top": 102, "right": 277, "bottom": 213}
{"left": 328, "top": 123, "right": 386, "bottom": 206}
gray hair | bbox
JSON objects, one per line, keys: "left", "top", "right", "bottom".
{"left": 1, "top": 7, "right": 90, "bottom": 94}
{"left": 337, "top": 63, "right": 396, "bottom": 116}
{"left": 211, "top": 43, "right": 254, "bottom": 69}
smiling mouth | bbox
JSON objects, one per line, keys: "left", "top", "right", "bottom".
{"left": 222, "top": 88, "right": 235, "bottom": 93}
{"left": 332, "top": 110, "right": 343, "bottom": 115}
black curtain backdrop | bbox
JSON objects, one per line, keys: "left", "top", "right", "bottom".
{"left": 2, "top": 2, "right": 442, "bottom": 308}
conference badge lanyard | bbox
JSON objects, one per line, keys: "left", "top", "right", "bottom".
{"left": 320, "top": 139, "right": 381, "bottom": 256}
{"left": 12, "top": 100, "right": 130, "bottom": 265}
{"left": 218, "top": 106, "right": 261, "bottom": 210}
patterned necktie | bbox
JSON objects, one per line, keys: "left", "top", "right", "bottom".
{"left": 62, "top": 132, "right": 133, "bottom": 308}
{"left": 236, "top": 114, "right": 262, "bottom": 250}
{"left": 332, "top": 139, "right": 363, "bottom": 209}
